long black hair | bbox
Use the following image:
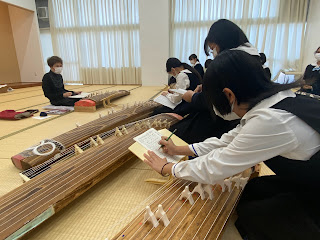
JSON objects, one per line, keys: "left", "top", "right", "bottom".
{"left": 204, "top": 19, "right": 249, "bottom": 56}
{"left": 188, "top": 54, "right": 199, "bottom": 62}
{"left": 166, "top": 58, "right": 202, "bottom": 82}
{"left": 203, "top": 50, "right": 301, "bottom": 116}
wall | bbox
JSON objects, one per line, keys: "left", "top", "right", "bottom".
{"left": 0, "top": 0, "right": 34, "bottom": 11}
{"left": 303, "top": 0, "right": 320, "bottom": 69}
{"left": 139, "top": 0, "right": 170, "bottom": 86}
{"left": 0, "top": 2, "right": 20, "bottom": 83}
{"left": 8, "top": 5, "right": 44, "bottom": 82}
{"left": 40, "top": 29, "right": 54, "bottom": 73}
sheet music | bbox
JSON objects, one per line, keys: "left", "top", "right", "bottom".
{"left": 68, "top": 92, "right": 90, "bottom": 98}
{"left": 153, "top": 95, "right": 181, "bottom": 109}
{"left": 133, "top": 128, "right": 183, "bottom": 163}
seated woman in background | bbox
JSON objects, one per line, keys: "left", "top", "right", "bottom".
{"left": 300, "top": 46, "right": 320, "bottom": 95}
{"left": 42, "top": 56, "right": 81, "bottom": 106}
{"left": 189, "top": 54, "right": 204, "bottom": 79}
{"left": 152, "top": 58, "right": 201, "bottom": 116}
{"left": 204, "top": 59, "right": 213, "bottom": 70}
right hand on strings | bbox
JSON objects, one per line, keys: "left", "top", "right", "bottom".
{"left": 159, "top": 136, "right": 177, "bottom": 155}
{"left": 63, "top": 92, "right": 73, "bottom": 97}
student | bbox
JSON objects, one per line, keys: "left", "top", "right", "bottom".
{"left": 259, "top": 52, "right": 272, "bottom": 79}
{"left": 168, "top": 76, "right": 176, "bottom": 88}
{"left": 42, "top": 56, "right": 81, "bottom": 106}
{"left": 189, "top": 54, "right": 204, "bottom": 79}
{"left": 169, "top": 19, "right": 261, "bottom": 143}
{"left": 152, "top": 58, "right": 201, "bottom": 116}
{"left": 204, "top": 19, "right": 261, "bottom": 61}
{"left": 300, "top": 46, "right": 320, "bottom": 95}
{"left": 144, "top": 50, "right": 320, "bottom": 240}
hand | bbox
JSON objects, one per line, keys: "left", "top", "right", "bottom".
{"left": 74, "top": 91, "right": 82, "bottom": 95}
{"left": 161, "top": 91, "right": 169, "bottom": 96}
{"left": 63, "top": 92, "right": 72, "bottom": 97}
{"left": 182, "top": 90, "right": 195, "bottom": 102}
{"left": 144, "top": 151, "right": 168, "bottom": 174}
{"left": 159, "top": 136, "right": 177, "bottom": 155}
{"left": 194, "top": 84, "right": 202, "bottom": 93}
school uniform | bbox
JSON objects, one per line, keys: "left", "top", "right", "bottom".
{"left": 171, "top": 90, "right": 320, "bottom": 239}
{"left": 193, "top": 62, "right": 204, "bottom": 79}
{"left": 152, "top": 69, "right": 200, "bottom": 116}
{"left": 42, "top": 71, "right": 78, "bottom": 106}
{"left": 300, "top": 64, "right": 320, "bottom": 95}
{"left": 169, "top": 92, "right": 239, "bottom": 143}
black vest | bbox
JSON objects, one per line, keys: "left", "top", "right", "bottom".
{"left": 265, "top": 93, "right": 320, "bottom": 187}
{"left": 185, "top": 72, "right": 200, "bottom": 91}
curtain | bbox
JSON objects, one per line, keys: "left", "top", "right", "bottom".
{"left": 170, "top": 0, "right": 309, "bottom": 79}
{"left": 48, "top": 0, "right": 141, "bottom": 84}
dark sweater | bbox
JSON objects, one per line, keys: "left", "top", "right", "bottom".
{"left": 194, "top": 63, "right": 204, "bottom": 79}
{"left": 42, "top": 71, "right": 73, "bottom": 103}
{"left": 301, "top": 64, "right": 320, "bottom": 95}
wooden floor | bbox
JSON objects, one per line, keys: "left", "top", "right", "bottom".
{"left": 0, "top": 85, "right": 274, "bottom": 240}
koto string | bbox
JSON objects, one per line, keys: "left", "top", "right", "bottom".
{"left": 33, "top": 101, "right": 156, "bottom": 155}
{"left": 213, "top": 186, "right": 244, "bottom": 240}
{"left": 202, "top": 185, "right": 237, "bottom": 240}
{"left": 157, "top": 194, "right": 202, "bottom": 240}
{"left": 0, "top": 123, "right": 146, "bottom": 215}
{"left": 140, "top": 181, "right": 195, "bottom": 240}
{"left": 118, "top": 181, "right": 191, "bottom": 240}
{"left": 0, "top": 113, "right": 169, "bottom": 210}
{"left": 4, "top": 111, "right": 166, "bottom": 205}
{"left": 24, "top": 109, "right": 162, "bottom": 175}
{"left": 103, "top": 180, "right": 186, "bottom": 240}
{"left": 178, "top": 185, "right": 218, "bottom": 240}
{"left": 24, "top": 109, "right": 163, "bottom": 176}
{"left": 0, "top": 115, "right": 175, "bottom": 233}
{"left": 0, "top": 130, "right": 144, "bottom": 233}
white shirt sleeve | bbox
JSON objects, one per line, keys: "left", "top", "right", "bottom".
{"left": 190, "top": 123, "right": 242, "bottom": 156}
{"left": 175, "top": 72, "right": 190, "bottom": 90}
{"left": 172, "top": 109, "right": 299, "bottom": 184}
{"left": 166, "top": 92, "right": 183, "bottom": 103}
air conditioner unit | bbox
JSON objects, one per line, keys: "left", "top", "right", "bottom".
{"left": 37, "top": 7, "right": 48, "bottom": 19}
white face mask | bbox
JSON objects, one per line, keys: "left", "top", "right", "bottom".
{"left": 212, "top": 102, "right": 240, "bottom": 121}
{"left": 190, "top": 60, "right": 196, "bottom": 66}
{"left": 54, "top": 67, "right": 63, "bottom": 74}
{"left": 315, "top": 53, "right": 320, "bottom": 61}
{"left": 212, "top": 47, "right": 218, "bottom": 58}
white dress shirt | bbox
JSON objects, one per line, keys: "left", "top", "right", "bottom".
{"left": 167, "top": 69, "right": 191, "bottom": 103}
{"left": 172, "top": 90, "right": 320, "bottom": 184}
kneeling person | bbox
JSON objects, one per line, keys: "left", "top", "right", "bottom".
{"left": 42, "top": 56, "right": 81, "bottom": 106}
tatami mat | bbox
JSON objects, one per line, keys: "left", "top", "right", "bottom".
{"left": 0, "top": 85, "right": 274, "bottom": 240}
